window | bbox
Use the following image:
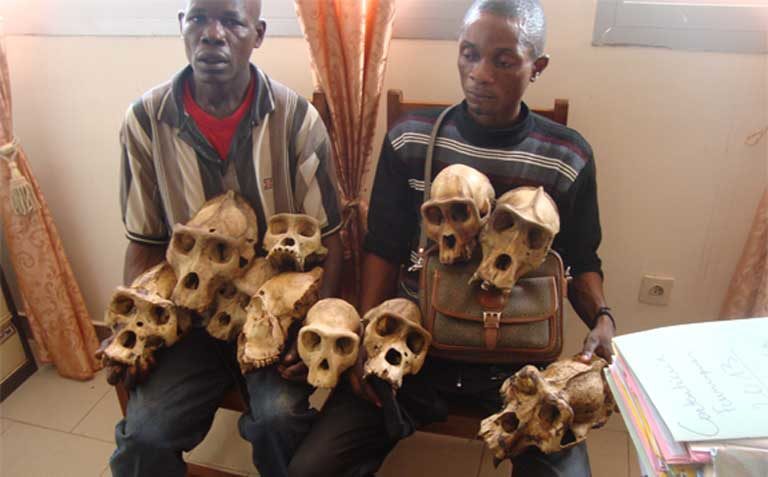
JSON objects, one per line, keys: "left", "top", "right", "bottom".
{"left": 593, "top": 1, "right": 768, "bottom": 53}
{"left": 0, "top": 0, "right": 475, "bottom": 39}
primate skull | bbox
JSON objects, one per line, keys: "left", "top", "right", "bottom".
{"left": 298, "top": 299, "right": 361, "bottom": 389}
{"left": 472, "top": 187, "right": 559, "bottom": 293}
{"left": 363, "top": 299, "right": 432, "bottom": 389}
{"left": 167, "top": 191, "right": 259, "bottom": 312}
{"left": 206, "top": 258, "right": 279, "bottom": 342}
{"left": 103, "top": 263, "right": 191, "bottom": 371}
{"left": 263, "top": 213, "right": 327, "bottom": 272}
{"left": 421, "top": 164, "right": 494, "bottom": 264}
{"left": 479, "top": 357, "right": 615, "bottom": 461}
{"left": 238, "top": 268, "right": 323, "bottom": 372}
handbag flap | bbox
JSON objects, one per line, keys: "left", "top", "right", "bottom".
{"left": 427, "top": 255, "right": 558, "bottom": 324}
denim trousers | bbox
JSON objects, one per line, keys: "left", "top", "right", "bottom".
{"left": 109, "top": 328, "right": 316, "bottom": 477}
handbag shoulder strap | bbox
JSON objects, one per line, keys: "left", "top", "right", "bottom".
{"left": 417, "top": 105, "right": 459, "bottom": 253}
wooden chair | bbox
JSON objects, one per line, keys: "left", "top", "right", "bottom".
{"left": 115, "top": 89, "right": 569, "bottom": 477}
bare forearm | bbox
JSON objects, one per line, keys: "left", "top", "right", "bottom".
{"left": 359, "top": 253, "right": 399, "bottom": 315}
{"left": 123, "top": 241, "right": 167, "bottom": 286}
{"left": 319, "top": 232, "right": 343, "bottom": 299}
{"left": 567, "top": 271, "right": 608, "bottom": 329}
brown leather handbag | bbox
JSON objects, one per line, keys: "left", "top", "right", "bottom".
{"left": 416, "top": 106, "right": 564, "bottom": 364}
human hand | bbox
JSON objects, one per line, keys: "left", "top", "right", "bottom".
{"left": 346, "top": 347, "right": 383, "bottom": 408}
{"left": 577, "top": 314, "right": 615, "bottom": 364}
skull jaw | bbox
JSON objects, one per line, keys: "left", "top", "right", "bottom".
{"left": 438, "top": 236, "right": 475, "bottom": 265}
{"left": 472, "top": 255, "right": 526, "bottom": 293}
{"left": 363, "top": 350, "right": 408, "bottom": 389}
{"left": 268, "top": 246, "right": 328, "bottom": 272}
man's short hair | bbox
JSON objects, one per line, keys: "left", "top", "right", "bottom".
{"left": 462, "top": 0, "right": 546, "bottom": 59}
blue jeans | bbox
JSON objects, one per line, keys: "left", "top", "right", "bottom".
{"left": 109, "top": 328, "right": 316, "bottom": 477}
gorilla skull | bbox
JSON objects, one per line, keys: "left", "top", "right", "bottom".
{"left": 472, "top": 187, "right": 559, "bottom": 293}
{"left": 298, "top": 298, "right": 361, "bottom": 389}
{"left": 166, "top": 191, "right": 259, "bottom": 312}
{"left": 263, "top": 213, "right": 327, "bottom": 272}
{"left": 479, "top": 357, "right": 615, "bottom": 462}
{"left": 421, "top": 164, "right": 494, "bottom": 264}
{"left": 238, "top": 268, "right": 323, "bottom": 372}
{"left": 103, "top": 263, "right": 191, "bottom": 371}
{"left": 362, "top": 299, "right": 432, "bottom": 389}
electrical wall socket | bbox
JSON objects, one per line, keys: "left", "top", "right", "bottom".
{"left": 639, "top": 275, "right": 674, "bottom": 306}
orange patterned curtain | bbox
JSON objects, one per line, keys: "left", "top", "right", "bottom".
{"left": 721, "top": 188, "right": 768, "bottom": 320}
{"left": 295, "top": 0, "right": 396, "bottom": 305}
{"left": 0, "top": 34, "right": 100, "bottom": 380}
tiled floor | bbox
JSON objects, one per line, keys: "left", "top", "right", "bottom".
{"left": 0, "top": 365, "right": 634, "bottom": 476}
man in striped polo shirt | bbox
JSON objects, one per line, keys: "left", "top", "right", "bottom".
{"left": 287, "top": 1, "right": 614, "bottom": 476}
{"left": 110, "top": 1, "right": 342, "bottom": 476}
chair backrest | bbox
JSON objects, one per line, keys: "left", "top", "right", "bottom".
{"left": 386, "top": 89, "right": 569, "bottom": 129}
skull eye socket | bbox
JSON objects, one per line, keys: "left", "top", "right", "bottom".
{"left": 501, "top": 412, "right": 520, "bottom": 433}
{"left": 374, "top": 316, "right": 402, "bottom": 337}
{"left": 211, "top": 241, "right": 233, "bottom": 263}
{"left": 301, "top": 331, "right": 322, "bottom": 351}
{"left": 424, "top": 206, "right": 443, "bottom": 226}
{"left": 527, "top": 227, "right": 547, "bottom": 250}
{"left": 538, "top": 402, "right": 561, "bottom": 425}
{"left": 150, "top": 306, "right": 171, "bottom": 325}
{"left": 218, "top": 283, "right": 238, "bottom": 299}
{"left": 493, "top": 211, "right": 516, "bottom": 232}
{"left": 269, "top": 218, "right": 289, "bottom": 235}
{"left": 406, "top": 331, "right": 425, "bottom": 354}
{"left": 174, "top": 233, "right": 196, "bottom": 254}
{"left": 334, "top": 337, "right": 355, "bottom": 356}
{"left": 112, "top": 295, "right": 135, "bottom": 315}
{"left": 449, "top": 203, "right": 470, "bottom": 223}
{"left": 297, "top": 220, "right": 317, "bottom": 238}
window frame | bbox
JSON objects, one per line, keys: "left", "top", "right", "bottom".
{"left": 593, "top": 1, "right": 768, "bottom": 54}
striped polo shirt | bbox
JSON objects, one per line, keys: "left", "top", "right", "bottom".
{"left": 364, "top": 102, "right": 602, "bottom": 281}
{"left": 120, "top": 65, "right": 341, "bottom": 247}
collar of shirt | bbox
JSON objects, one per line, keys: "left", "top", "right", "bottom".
{"left": 453, "top": 100, "right": 534, "bottom": 149}
{"left": 157, "top": 63, "right": 275, "bottom": 129}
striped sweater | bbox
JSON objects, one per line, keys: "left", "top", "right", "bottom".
{"left": 120, "top": 65, "right": 341, "bottom": 247}
{"left": 364, "top": 102, "right": 602, "bottom": 281}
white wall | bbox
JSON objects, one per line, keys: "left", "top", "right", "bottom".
{"left": 4, "top": 1, "right": 766, "bottom": 355}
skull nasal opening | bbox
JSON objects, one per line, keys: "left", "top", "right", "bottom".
{"left": 385, "top": 348, "right": 402, "bottom": 365}
{"left": 183, "top": 273, "right": 200, "bottom": 290}
{"left": 442, "top": 235, "right": 457, "bottom": 249}
{"left": 281, "top": 237, "right": 296, "bottom": 247}
{"left": 495, "top": 254, "right": 512, "bottom": 271}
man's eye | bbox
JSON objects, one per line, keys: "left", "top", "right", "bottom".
{"left": 222, "top": 19, "right": 242, "bottom": 27}
{"left": 189, "top": 15, "right": 205, "bottom": 24}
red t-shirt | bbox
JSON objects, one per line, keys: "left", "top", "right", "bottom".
{"left": 183, "top": 75, "right": 255, "bottom": 160}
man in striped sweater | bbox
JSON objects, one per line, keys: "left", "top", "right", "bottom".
{"left": 109, "top": 1, "right": 342, "bottom": 476}
{"left": 287, "top": 1, "right": 614, "bottom": 476}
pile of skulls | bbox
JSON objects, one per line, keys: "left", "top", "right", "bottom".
{"left": 479, "top": 358, "right": 615, "bottom": 462}
{"left": 99, "top": 191, "right": 330, "bottom": 383}
{"left": 420, "top": 164, "right": 560, "bottom": 294}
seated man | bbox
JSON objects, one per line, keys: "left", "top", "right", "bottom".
{"left": 287, "top": 0, "right": 614, "bottom": 476}
{"left": 109, "top": 0, "right": 342, "bottom": 476}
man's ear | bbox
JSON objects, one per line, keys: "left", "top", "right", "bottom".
{"left": 532, "top": 54, "right": 550, "bottom": 77}
{"left": 254, "top": 20, "right": 267, "bottom": 49}
{"left": 178, "top": 10, "right": 185, "bottom": 34}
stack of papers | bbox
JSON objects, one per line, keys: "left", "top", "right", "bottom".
{"left": 606, "top": 317, "right": 768, "bottom": 477}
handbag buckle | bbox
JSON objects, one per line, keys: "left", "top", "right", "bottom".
{"left": 483, "top": 311, "right": 501, "bottom": 329}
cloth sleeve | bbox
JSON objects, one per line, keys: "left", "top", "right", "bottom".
{"left": 363, "top": 136, "right": 417, "bottom": 265}
{"left": 292, "top": 104, "right": 342, "bottom": 237}
{"left": 119, "top": 101, "right": 169, "bottom": 245}
{"left": 555, "top": 158, "right": 603, "bottom": 277}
